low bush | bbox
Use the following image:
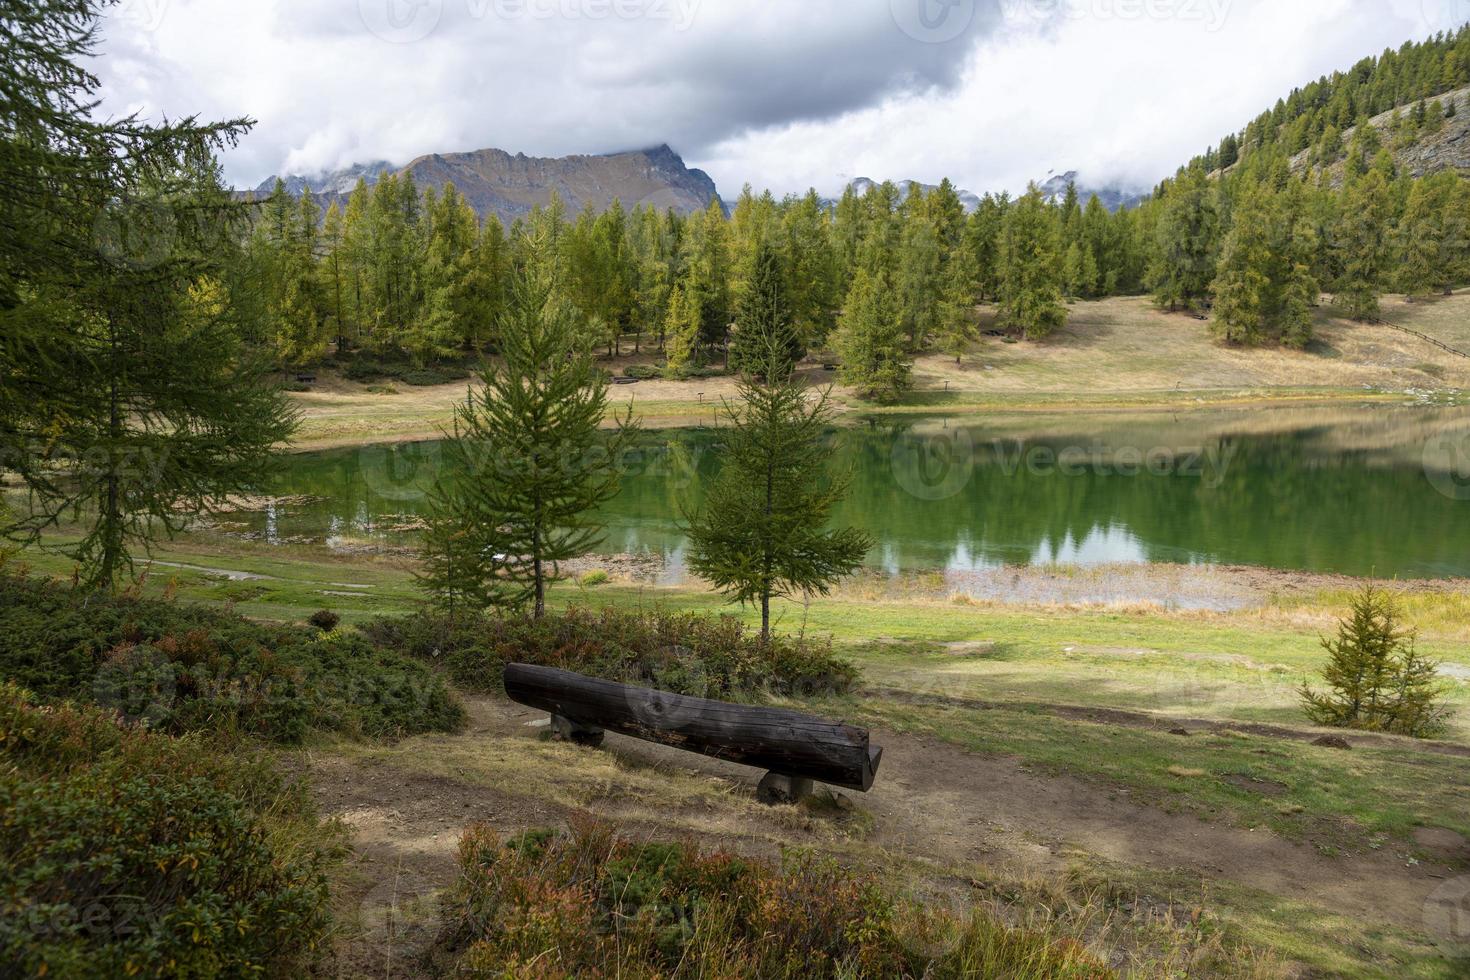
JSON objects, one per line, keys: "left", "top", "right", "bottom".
{"left": 436, "top": 818, "right": 1110, "bottom": 979}
{"left": 404, "top": 367, "right": 470, "bottom": 387}
{"left": 309, "top": 608, "right": 342, "bottom": 632}
{"left": 359, "top": 606, "right": 858, "bottom": 701}
{"left": 0, "top": 573, "right": 465, "bottom": 742}
{"left": 623, "top": 364, "right": 662, "bottom": 380}
{"left": 0, "top": 684, "right": 340, "bottom": 977}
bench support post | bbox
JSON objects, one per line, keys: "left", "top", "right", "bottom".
{"left": 757, "top": 772, "right": 813, "bottom": 806}
{"left": 550, "top": 714, "right": 604, "bottom": 748}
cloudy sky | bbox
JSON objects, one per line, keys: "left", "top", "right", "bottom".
{"left": 94, "top": 0, "right": 1470, "bottom": 197}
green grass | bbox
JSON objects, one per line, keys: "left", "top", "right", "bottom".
{"left": 12, "top": 529, "right": 1469, "bottom": 852}
{"left": 841, "top": 693, "right": 1469, "bottom": 855}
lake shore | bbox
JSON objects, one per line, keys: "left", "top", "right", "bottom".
{"left": 284, "top": 293, "right": 1470, "bottom": 451}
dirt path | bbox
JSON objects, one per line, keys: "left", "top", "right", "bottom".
{"left": 305, "top": 695, "right": 1461, "bottom": 975}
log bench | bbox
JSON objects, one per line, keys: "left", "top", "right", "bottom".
{"left": 504, "top": 663, "right": 882, "bottom": 805}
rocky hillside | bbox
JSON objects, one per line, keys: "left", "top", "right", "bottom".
{"left": 1288, "top": 85, "right": 1470, "bottom": 186}
{"left": 251, "top": 144, "right": 722, "bottom": 222}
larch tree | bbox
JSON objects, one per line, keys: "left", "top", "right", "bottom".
{"left": 730, "top": 241, "right": 803, "bottom": 374}
{"left": 1397, "top": 171, "right": 1469, "bottom": 299}
{"left": 1151, "top": 165, "right": 1220, "bottom": 312}
{"left": 0, "top": 0, "right": 297, "bottom": 589}
{"left": 1333, "top": 168, "right": 1396, "bottom": 320}
{"left": 998, "top": 186, "right": 1068, "bottom": 339}
{"left": 937, "top": 251, "right": 980, "bottom": 364}
{"left": 1211, "top": 185, "right": 1318, "bottom": 348}
{"left": 685, "top": 304, "right": 871, "bottom": 641}
{"left": 835, "top": 266, "right": 911, "bottom": 402}
{"left": 420, "top": 235, "right": 638, "bottom": 617}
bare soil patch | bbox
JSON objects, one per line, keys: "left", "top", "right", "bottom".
{"left": 302, "top": 693, "right": 1462, "bottom": 974}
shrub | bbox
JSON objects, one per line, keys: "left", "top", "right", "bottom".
{"left": 0, "top": 573, "right": 465, "bottom": 742}
{"left": 622, "top": 364, "right": 662, "bottom": 380}
{"left": 0, "top": 684, "right": 339, "bottom": 977}
{"left": 359, "top": 606, "right": 858, "bottom": 701}
{"left": 404, "top": 366, "right": 470, "bottom": 387}
{"left": 343, "top": 357, "right": 396, "bottom": 382}
{"left": 1300, "top": 584, "right": 1449, "bottom": 738}
{"left": 578, "top": 569, "right": 611, "bottom": 588}
{"left": 309, "top": 608, "right": 342, "bottom": 632}
{"left": 436, "top": 818, "right": 1110, "bottom": 979}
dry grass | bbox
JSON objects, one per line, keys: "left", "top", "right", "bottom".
{"left": 286, "top": 293, "right": 1470, "bottom": 450}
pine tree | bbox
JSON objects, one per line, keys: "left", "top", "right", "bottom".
{"left": 1210, "top": 185, "right": 1318, "bottom": 348}
{"left": 420, "top": 236, "right": 638, "bottom": 617}
{"left": 1151, "top": 165, "right": 1219, "bottom": 312}
{"left": 663, "top": 283, "right": 701, "bottom": 375}
{"left": 729, "top": 241, "right": 802, "bottom": 374}
{"left": 998, "top": 187, "right": 1067, "bottom": 339}
{"left": 1300, "top": 585, "right": 1448, "bottom": 737}
{"left": 835, "top": 267, "right": 911, "bottom": 402}
{"left": 1334, "top": 169, "right": 1395, "bottom": 320}
{"left": 685, "top": 331, "right": 871, "bottom": 641}
{"left": 937, "top": 253, "right": 979, "bottom": 364}
{"left": 1, "top": 2, "right": 296, "bottom": 587}
{"left": 896, "top": 212, "right": 942, "bottom": 350}
{"left": 1397, "top": 171, "right": 1468, "bottom": 299}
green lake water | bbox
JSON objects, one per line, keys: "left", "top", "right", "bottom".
{"left": 249, "top": 405, "right": 1470, "bottom": 581}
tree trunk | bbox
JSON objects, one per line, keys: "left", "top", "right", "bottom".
{"left": 504, "top": 663, "right": 882, "bottom": 791}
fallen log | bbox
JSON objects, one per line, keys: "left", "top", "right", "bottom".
{"left": 504, "top": 663, "right": 882, "bottom": 793}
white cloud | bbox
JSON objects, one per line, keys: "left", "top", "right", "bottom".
{"left": 92, "top": 0, "right": 1470, "bottom": 196}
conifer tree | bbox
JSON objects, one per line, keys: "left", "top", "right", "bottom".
{"left": 835, "top": 267, "right": 911, "bottom": 402}
{"left": 420, "top": 236, "right": 638, "bottom": 617}
{"left": 896, "top": 215, "right": 942, "bottom": 350}
{"left": 1, "top": 1, "right": 296, "bottom": 587}
{"left": 729, "top": 241, "right": 802, "bottom": 374}
{"left": 1211, "top": 186, "right": 1318, "bottom": 348}
{"left": 685, "top": 327, "right": 871, "bottom": 641}
{"left": 937, "top": 253, "right": 980, "bottom": 364}
{"left": 1151, "top": 165, "right": 1219, "bottom": 312}
{"left": 1397, "top": 171, "right": 1468, "bottom": 298}
{"left": 998, "top": 187, "right": 1067, "bottom": 339}
{"left": 1334, "top": 169, "right": 1395, "bottom": 320}
{"left": 1300, "top": 585, "right": 1447, "bottom": 738}
{"left": 663, "top": 283, "right": 701, "bottom": 374}
{"left": 782, "top": 190, "right": 840, "bottom": 350}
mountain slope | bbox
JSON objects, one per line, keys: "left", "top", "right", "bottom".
{"left": 1037, "top": 171, "right": 1146, "bottom": 211}
{"left": 1287, "top": 85, "right": 1470, "bottom": 186}
{"left": 252, "top": 144, "right": 722, "bottom": 222}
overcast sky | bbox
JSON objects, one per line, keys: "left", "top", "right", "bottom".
{"left": 93, "top": 0, "right": 1470, "bottom": 197}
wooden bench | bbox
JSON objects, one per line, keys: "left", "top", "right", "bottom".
{"left": 504, "top": 663, "right": 882, "bottom": 805}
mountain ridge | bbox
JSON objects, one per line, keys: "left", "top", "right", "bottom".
{"left": 250, "top": 144, "right": 723, "bottom": 223}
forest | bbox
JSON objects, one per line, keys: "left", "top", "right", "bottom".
{"left": 234, "top": 26, "right": 1470, "bottom": 404}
